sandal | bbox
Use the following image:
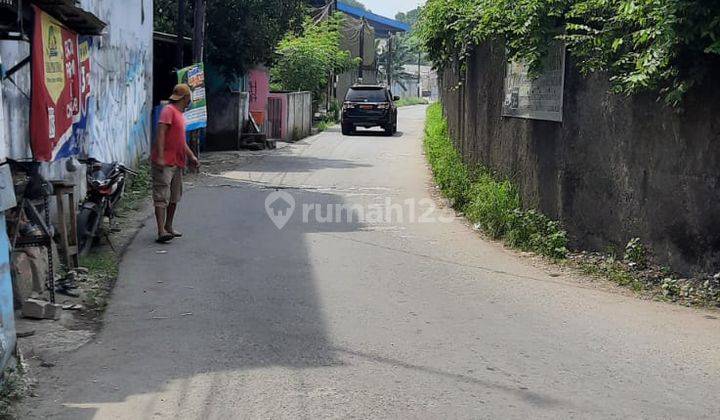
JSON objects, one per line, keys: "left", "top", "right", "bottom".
{"left": 156, "top": 234, "right": 174, "bottom": 244}
{"left": 166, "top": 229, "right": 183, "bottom": 238}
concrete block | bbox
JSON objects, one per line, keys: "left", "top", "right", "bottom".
{"left": 21, "top": 298, "right": 47, "bottom": 319}
{"left": 21, "top": 298, "right": 61, "bottom": 320}
{"left": 11, "top": 248, "right": 48, "bottom": 306}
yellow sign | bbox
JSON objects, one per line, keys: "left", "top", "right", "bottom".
{"left": 41, "top": 11, "right": 65, "bottom": 103}
{"left": 79, "top": 41, "right": 89, "bottom": 62}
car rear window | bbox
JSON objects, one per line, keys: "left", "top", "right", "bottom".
{"left": 346, "top": 88, "right": 387, "bottom": 102}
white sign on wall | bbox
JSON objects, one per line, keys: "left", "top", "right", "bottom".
{"left": 502, "top": 42, "right": 566, "bottom": 122}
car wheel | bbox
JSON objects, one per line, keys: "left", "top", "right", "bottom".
{"left": 384, "top": 124, "right": 393, "bottom": 136}
{"left": 342, "top": 124, "right": 353, "bottom": 136}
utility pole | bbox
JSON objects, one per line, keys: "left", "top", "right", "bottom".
{"left": 387, "top": 34, "right": 393, "bottom": 89}
{"left": 192, "top": 0, "right": 206, "bottom": 63}
{"left": 358, "top": 18, "right": 367, "bottom": 82}
{"left": 418, "top": 50, "right": 422, "bottom": 98}
{"left": 176, "top": 0, "right": 185, "bottom": 68}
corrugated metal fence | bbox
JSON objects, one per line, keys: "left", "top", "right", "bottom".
{"left": 267, "top": 91, "right": 312, "bottom": 142}
{"left": 286, "top": 92, "right": 312, "bottom": 141}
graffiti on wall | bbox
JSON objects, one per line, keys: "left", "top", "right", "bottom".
{"left": 1, "top": 0, "right": 152, "bottom": 166}
{"left": 87, "top": 47, "right": 150, "bottom": 165}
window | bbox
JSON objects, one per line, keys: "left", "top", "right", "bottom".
{"left": 346, "top": 88, "right": 387, "bottom": 102}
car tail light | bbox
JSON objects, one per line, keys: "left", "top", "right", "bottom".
{"left": 377, "top": 103, "right": 390, "bottom": 109}
{"left": 342, "top": 102, "right": 355, "bottom": 110}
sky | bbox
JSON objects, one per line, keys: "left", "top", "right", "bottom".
{"left": 360, "top": 0, "right": 425, "bottom": 19}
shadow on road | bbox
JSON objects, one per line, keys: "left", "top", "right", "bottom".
{"left": 34, "top": 178, "right": 564, "bottom": 418}
{"left": 33, "top": 179, "right": 365, "bottom": 418}
{"left": 343, "top": 129, "right": 405, "bottom": 138}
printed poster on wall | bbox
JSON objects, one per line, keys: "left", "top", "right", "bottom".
{"left": 30, "top": 7, "right": 91, "bottom": 161}
{"left": 502, "top": 41, "right": 566, "bottom": 122}
{"left": 177, "top": 63, "right": 207, "bottom": 131}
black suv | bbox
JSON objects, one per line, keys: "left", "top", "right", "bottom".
{"left": 341, "top": 85, "right": 399, "bottom": 136}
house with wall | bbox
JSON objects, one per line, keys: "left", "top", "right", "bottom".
{"left": 391, "top": 65, "right": 439, "bottom": 101}
{"left": 0, "top": 0, "right": 152, "bottom": 371}
{"left": 1, "top": 0, "right": 152, "bottom": 176}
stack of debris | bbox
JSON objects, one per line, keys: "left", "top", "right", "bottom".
{"left": 14, "top": 265, "right": 87, "bottom": 321}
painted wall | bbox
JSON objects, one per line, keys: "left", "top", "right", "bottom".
{"left": 248, "top": 67, "right": 270, "bottom": 127}
{"left": 0, "top": 213, "right": 14, "bottom": 371}
{"left": 0, "top": 0, "right": 152, "bottom": 169}
{"left": 0, "top": 56, "right": 16, "bottom": 371}
{"left": 79, "top": 0, "right": 153, "bottom": 166}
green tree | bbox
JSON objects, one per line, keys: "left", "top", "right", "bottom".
{"left": 154, "top": 0, "right": 309, "bottom": 77}
{"left": 339, "top": 0, "right": 368, "bottom": 11}
{"left": 416, "top": 0, "right": 720, "bottom": 105}
{"left": 377, "top": 37, "right": 416, "bottom": 91}
{"left": 271, "top": 13, "right": 359, "bottom": 102}
{"left": 379, "top": 5, "right": 430, "bottom": 87}
{"left": 395, "top": 7, "right": 422, "bottom": 26}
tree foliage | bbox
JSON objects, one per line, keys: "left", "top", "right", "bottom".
{"left": 339, "top": 0, "right": 368, "bottom": 10}
{"left": 377, "top": 5, "right": 430, "bottom": 89}
{"left": 271, "top": 14, "right": 359, "bottom": 100}
{"left": 395, "top": 7, "right": 422, "bottom": 26}
{"left": 377, "top": 37, "right": 417, "bottom": 90}
{"left": 154, "top": 0, "right": 309, "bottom": 77}
{"left": 417, "top": 0, "right": 720, "bottom": 105}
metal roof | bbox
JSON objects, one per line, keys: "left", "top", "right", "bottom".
{"left": 153, "top": 31, "right": 192, "bottom": 45}
{"left": 335, "top": 2, "right": 410, "bottom": 37}
{"left": 32, "top": 0, "right": 106, "bottom": 35}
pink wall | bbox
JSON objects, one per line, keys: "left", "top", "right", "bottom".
{"left": 248, "top": 67, "right": 270, "bottom": 126}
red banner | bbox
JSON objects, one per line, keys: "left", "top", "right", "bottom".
{"left": 30, "top": 6, "right": 83, "bottom": 161}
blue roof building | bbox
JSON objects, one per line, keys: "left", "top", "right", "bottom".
{"left": 335, "top": 2, "right": 410, "bottom": 38}
{"left": 311, "top": 1, "right": 410, "bottom": 38}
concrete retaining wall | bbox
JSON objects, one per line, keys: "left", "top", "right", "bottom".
{"left": 440, "top": 41, "right": 720, "bottom": 275}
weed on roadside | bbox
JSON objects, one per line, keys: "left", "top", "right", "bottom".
{"left": 78, "top": 252, "right": 119, "bottom": 313}
{"left": 119, "top": 161, "right": 151, "bottom": 213}
{"left": 423, "top": 103, "right": 719, "bottom": 307}
{"left": 424, "top": 103, "right": 567, "bottom": 259}
{"left": 316, "top": 120, "right": 330, "bottom": 133}
{"left": 572, "top": 253, "right": 646, "bottom": 292}
{"left": 0, "top": 363, "right": 30, "bottom": 419}
{"left": 396, "top": 97, "right": 429, "bottom": 107}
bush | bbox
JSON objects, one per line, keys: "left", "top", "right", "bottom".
{"left": 465, "top": 170, "right": 520, "bottom": 239}
{"left": 396, "top": 97, "right": 430, "bottom": 107}
{"left": 424, "top": 103, "right": 568, "bottom": 259}
{"left": 506, "top": 210, "right": 568, "bottom": 259}
{"left": 272, "top": 14, "right": 359, "bottom": 103}
{"left": 624, "top": 237, "right": 648, "bottom": 269}
{"left": 424, "top": 104, "right": 471, "bottom": 208}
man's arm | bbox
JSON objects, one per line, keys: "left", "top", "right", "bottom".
{"left": 184, "top": 141, "right": 199, "bottom": 167}
{"left": 156, "top": 123, "right": 169, "bottom": 166}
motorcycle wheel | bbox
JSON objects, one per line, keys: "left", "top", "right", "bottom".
{"left": 78, "top": 203, "right": 105, "bottom": 256}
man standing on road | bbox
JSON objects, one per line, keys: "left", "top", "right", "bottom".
{"left": 151, "top": 84, "right": 199, "bottom": 243}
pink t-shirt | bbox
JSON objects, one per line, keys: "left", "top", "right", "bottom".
{"left": 152, "top": 104, "right": 187, "bottom": 168}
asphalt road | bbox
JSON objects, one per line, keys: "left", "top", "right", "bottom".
{"left": 27, "top": 105, "right": 720, "bottom": 419}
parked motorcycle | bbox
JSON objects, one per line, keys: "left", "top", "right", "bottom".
{"left": 77, "top": 159, "right": 138, "bottom": 255}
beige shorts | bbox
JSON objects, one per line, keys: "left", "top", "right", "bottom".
{"left": 152, "top": 165, "right": 183, "bottom": 208}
